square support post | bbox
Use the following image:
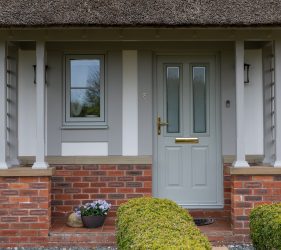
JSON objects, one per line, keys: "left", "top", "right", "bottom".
{"left": 32, "top": 41, "right": 49, "bottom": 169}
{"left": 274, "top": 40, "right": 281, "bottom": 167}
{"left": 0, "top": 41, "right": 10, "bottom": 169}
{"left": 233, "top": 40, "right": 249, "bottom": 167}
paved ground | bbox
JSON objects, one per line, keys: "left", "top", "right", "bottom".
{"left": 0, "top": 245, "right": 255, "bottom": 250}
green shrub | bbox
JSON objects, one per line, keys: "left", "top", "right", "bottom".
{"left": 250, "top": 203, "right": 281, "bottom": 250}
{"left": 116, "top": 197, "right": 211, "bottom": 250}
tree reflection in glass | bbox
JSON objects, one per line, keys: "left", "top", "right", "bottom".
{"left": 70, "top": 59, "right": 101, "bottom": 118}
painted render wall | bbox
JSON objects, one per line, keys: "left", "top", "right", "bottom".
{"left": 219, "top": 48, "right": 264, "bottom": 156}
{"left": 244, "top": 49, "right": 263, "bottom": 155}
{"left": 46, "top": 46, "right": 123, "bottom": 156}
{"left": 18, "top": 50, "right": 36, "bottom": 156}
{"left": 17, "top": 43, "right": 264, "bottom": 157}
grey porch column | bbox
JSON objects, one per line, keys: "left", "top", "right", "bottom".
{"left": 274, "top": 40, "right": 281, "bottom": 167}
{"left": 233, "top": 40, "right": 249, "bottom": 167}
{"left": 0, "top": 41, "right": 10, "bottom": 169}
{"left": 32, "top": 41, "right": 49, "bottom": 169}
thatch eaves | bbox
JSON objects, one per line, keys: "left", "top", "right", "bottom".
{"left": 0, "top": 0, "right": 281, "bottom": 27}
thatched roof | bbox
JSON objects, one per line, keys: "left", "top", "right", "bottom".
{"left": 0, "top": 0, "right": 281, "bottom": 27}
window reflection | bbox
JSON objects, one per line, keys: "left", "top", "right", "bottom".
{"left": 70, "top": 59, "right": 101, "bottom": 118}
{"left": 166, "top": 66, "right": 180, "bottom": 133}
{"left": 192, "top": 66, "right": 206, "bottom": 133}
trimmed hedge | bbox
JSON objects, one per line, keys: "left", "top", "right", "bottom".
{"left": 250, "top": 203, "right": 281, "bottom": 250}
{"left": 116, "top": 197, "right": 211, "bottom": 250}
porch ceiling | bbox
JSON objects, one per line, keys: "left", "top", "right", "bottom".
{"left": 0, "top": 0, "right": 281, "bottom": 28}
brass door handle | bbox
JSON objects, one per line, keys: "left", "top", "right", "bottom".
{"left": 175, "top": 138, "right": 199, "bottom": 144}
{"left": 157, "top": 117, "right": 168, "bottom": 135}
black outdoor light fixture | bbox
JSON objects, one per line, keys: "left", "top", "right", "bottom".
{"left": 244, "top": 63, "right": 250, "bottom": 84}
{"left": 33, "top": 65, "right": 48, "bottom": 84}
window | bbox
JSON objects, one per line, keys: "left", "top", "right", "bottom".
{"left": 64, "top": 55, "right": 106, "bottom": 127}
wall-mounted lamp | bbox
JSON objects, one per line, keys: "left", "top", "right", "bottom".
{"left": 33, "top": 65, "right": 48, "bottom": 84}
{"left": 244, "top": 63, "right": 250, "bottom": 84}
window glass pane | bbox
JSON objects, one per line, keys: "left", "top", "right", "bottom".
{"left": 192, "top": 66, "right": 206, "bottom": 133}
{"left": 69, "top": 59, "right": 101, "bottom": 118}
{"left": 70, "top": 59, "right": 100, "bottom": 88}
{"left": 70, "top": 88, "right": 100, "bottom": 118}
{"left": 166, "top": 66, "right": 180, "bottom": 133}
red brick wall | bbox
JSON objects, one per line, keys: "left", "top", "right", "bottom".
{"left": 51, "top": 164, "right": 152, "bottom": 217}
{"left": 231, "top": 175, "right": 281, "bottom": 235}
{"left": 0, "top": 176, "right": 51, "bottom": 248}
{"left": 3, "top": 163, "right": 281, "bottom": 247}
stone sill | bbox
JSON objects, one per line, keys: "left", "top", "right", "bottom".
{"left": 0, "top": 167, "right": 56, "bottom": 177}
{"left": 226, "top": 166, "right": 281, "bottom": 175}
{"left": 19, "top": 156, "right": 152, "bottom": 165}
{"left": 223, "top": 155, "right": 263, "bottom": 164}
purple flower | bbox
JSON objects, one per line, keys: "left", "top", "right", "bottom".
{"left": 74, "top": 200, "right": 111, "bottom": 216}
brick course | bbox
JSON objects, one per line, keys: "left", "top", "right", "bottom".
{"left": 51, "top": 164, "right": 152, "bottom": 217}
{"left": 231, "top": 174, "right": 281, "bottom": 235}
{"left": 0, "top": 176, "right": 51, "bottom": 247}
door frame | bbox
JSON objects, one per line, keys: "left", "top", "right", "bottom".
{"left": 152, "top": 50, "right": 223, "bottom": 208}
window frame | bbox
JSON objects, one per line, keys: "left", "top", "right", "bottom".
{"left": 63, "top": 54, "right": 107, "bottom": 128}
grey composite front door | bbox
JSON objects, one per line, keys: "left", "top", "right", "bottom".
{"left": 156, "top": 55, "right": 222, "bottom": 208}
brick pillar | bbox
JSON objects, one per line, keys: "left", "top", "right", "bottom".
{"left": 231, "top": 175, "right": 253, "bottom": 235}
{"left": 231, "top": 174, "right": 281, "bottom": 237}
{"left": 0, "top": 176, "right": 51, "bottom": 248}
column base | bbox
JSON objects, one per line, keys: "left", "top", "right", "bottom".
{"left": 263, "top": 157, "right": 274, "bottom": 165}
{"left": 0, "top": 162, "right": 11, "bottom": 169}
{"left": 232, "top": 160, "right": 250, "bottom": 167}
{"left": 273, "top": 161, "right": 281, "bottom": 168}
{"left": 32, "top": 161, "right": 49, "bottom": 169}
{"left": 9, "top": 158, "right": 20, "bottom": 166}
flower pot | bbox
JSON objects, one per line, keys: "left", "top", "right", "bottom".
{"left": 81, "top": 215, "right": 106, "bottom": 228}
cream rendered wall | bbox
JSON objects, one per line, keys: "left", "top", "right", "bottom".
{"left": 18, "top": 50, "right": 36, "bottom": 156}
{"left": 122, "top": 50, "right": 138, "bottom": 156}
{"left": 221, "top": 49, "right": 263, "bottom": 156}
{"left": 61, "top": 142, "right": 108, "bottom": 156}
{"left": 244, "top": 49, "right": 264, "bottom": 155}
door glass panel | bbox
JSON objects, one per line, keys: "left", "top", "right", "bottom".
{"left": 166, "top": 66, "right": 180, "bottom": 133}
{"left": 192, "top": 66, "right": 206, "bottom": 133}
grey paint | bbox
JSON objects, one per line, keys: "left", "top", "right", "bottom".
{"left": 154, "top": 54, "right": 223, "bottom": 207}
{"left": 151, "top": 44, "right": 232, "bottom": 198}
{"left": 38, "top": 41, "right": 258, "bottom": 156}
{"left": 7, "top": 45, "right": 19, "bottom": 163}
{"left": 61, "top": 129, "right": 108, "bottom": 142}
{"left": 47, "top": 50, "right": 63, "bottom": 155}
{"left": 221, "top": 48, "right": 236, "bottom": 155}
{"left": 138, "top": 50, "right": 153, "bottom": 155}
{"left": 45, "top": 41, "right": 238, "bottom": 156}
{"left": 46, "top": 44, "right": 123, "bottom": 155}
{"left": 153, "top": 53, "right": 223, "bottom": 208}
{"left": 263, "top": 42, "right": 275, "bottom": 163}
{"left": 107, "top": 50, "right": 122, "bottom": 155}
